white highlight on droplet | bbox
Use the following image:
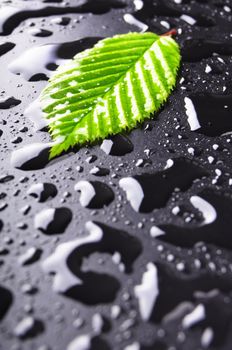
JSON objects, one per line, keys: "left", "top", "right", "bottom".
{"left": 190, "top": 195, "right": 217, "bottom": 225}
{"left": 150, "top": 226, "right": 165, "bottom": 238}
{"left": 67, "top": 334, "right": 91, "bottom": 350}
{"left": 124, "top": 342, "right": 141, "bottom": 350}
{"left": 123, "top": 14, "right": 148, "bottom": 33}
{"left": 224, "top": 5, "right": 231, "bottom": 12}
{"left": 180, "top": 14, "right": 197, "bottom": 25}
{"left": 24, "top": 98, "right": 48, "bottom": 131}
{"left": 184, "top": 97, "right": 201, "bottom": 131}
{"left": 164, "top": 158, "right": 174, "bottom": 169}
{"left": 188, "top": 147, "right": 195, "bottom": 155}
{"left": 119, "top": 177, "right": 144, "bottom": 212}
{"left": 134, "top": 263, "right": 159, "bottom": 321}
{"left": 111, "top": 305, "right": 121, "bottom": 319}
{"left": 92, "top": 313, "right": 104, "bottom": 335}
{"left": 0, "top": 6, "right": 20, "bottom": 33}
{"left": 182, "top": 304, "right": 206, "bottom": 329}
{"left": 9, "top": 44, "right": 56, "bottom": 79}
{"left": 100, "top": 139, "right": 113, "bottom": 154}
{"left": 11, "top": 136, "right": 64, "bottom": 169}
{"left": 201, "top": 327, "right": 214, "bottom": 348}
{"left": 208, "top": 156, "right": 214, "bottom": 164}
{"left": 8, "top": 41, "right": 69, "bottom": 80}
{"left": 34, "top": 208, "right": 55, "bottom": 231}
{"left": 41, "top": 222, "right": 103, "bottom": 293}
{"left": 133, "top": 0, "right": 144, "bottom": 11}
{"left": 27, "top": 183, "right": 44, "bottom": 198}
{"left": 18, "top": 247, "right": 39, "bottom": 266}
{"left": 205, "top": 65, "right": 212, "bottom": 73}
{"left": 14, "top": 317, "right": 35, "bottom": 337}
{"left": 11, "top": 142, "right": 49, "bottom": 168}
{"left": 74, "top": 181, "right": 95, "bottom": 207}
{"left": 160, "top": 20, "right": 170, "bottom": 29}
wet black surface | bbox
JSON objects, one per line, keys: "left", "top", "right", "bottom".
{"left": 124, "top": 158, "right": 208, "bottom": 212}
{"left": 66, "top": 222, "right": 142, "bottom": 304}
{"left": 1, "top": 0, "right": 232, "bottom": 349}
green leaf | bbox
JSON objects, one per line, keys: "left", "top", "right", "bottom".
{"left": 40, "top": 32, "right": 181, "bottom": 158}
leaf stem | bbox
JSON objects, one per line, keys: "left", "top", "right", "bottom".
{"left": 161, "top": 29, "right": 177, "bottom": 37}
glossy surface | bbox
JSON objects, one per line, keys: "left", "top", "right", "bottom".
{"left": 0, "top": 0, "right": 232, "bottom": 349}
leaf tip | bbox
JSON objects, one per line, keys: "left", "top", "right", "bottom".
{"left": 161, "top": 29, "right": 177, "bottom": 37}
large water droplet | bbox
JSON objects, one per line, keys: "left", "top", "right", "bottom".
{"left": 155, "top": 190, "right": 232, "bottom": 250}
{"left": 27, "top": 183, "right": 57, "bottom": 202}
{"left": 42, "top": 221, "right": 141, "bottom": 304}
{"left": 100, "top": 134, "right": 133, "bottom": 156}
{"left": 75, "top": 180, "right": 114, "bottom": 208}
{"left": 119, "top": 158, "right": 208, "bottom": 213}
{"left": 34, "top": 207, "right": 72, "bottom": 235}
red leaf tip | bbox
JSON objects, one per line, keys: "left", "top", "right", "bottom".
{"left": 161, "top": 29, "right": 177, "bottom": 37}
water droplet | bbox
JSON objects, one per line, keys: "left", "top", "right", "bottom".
{"left": 90, "top": 166, "right": 110, "bottom": 176}
{"left": 119, "top": 158, "right": 208, "bottom": 212}
{"left": 156, "top": 190, "right": 232, "bottom": 250}
{"left": 28, "top": 28, "right": 52, "bottom": 37}
{"left": 100, "top": 134, "right": 133, "bottom": 156}
{"left": 0, "top": 96, "right": 20, "bottom": 109}
{"left": 185, "top": 93, "right": 232, "bottom": 136}
{"left": 75, "top": 180, "right": 114, "bottom": 208}
{"left": 11, "top": 141, "right": 61, "bottom": 170}
{"left": 18, "top": 247, "right": 42, "bottom": 265}
{"left": 0, "top": 41, "right": 15, "bottom": 57}
{"left": 27, "top": 183, "right": 57, "bottom": 202}
{"left": 0, "top": 174, "right": 14, "bottom": 183}
{"left": 34, "top": 207, "right": 72, "bottom": 235}
{"left": 14, "top": 317, "right": 44, "bottom": 339}
{"left": 42, "top": 221, "right": 141, "bottom": 304}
